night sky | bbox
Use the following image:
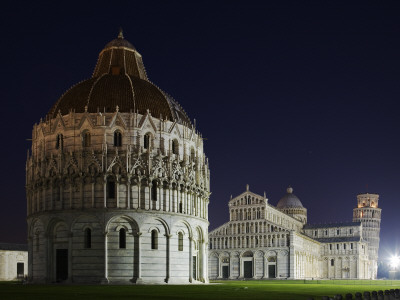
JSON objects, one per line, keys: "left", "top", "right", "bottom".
{"left": 1, "top": 1, "right": 399, "bottom": 261}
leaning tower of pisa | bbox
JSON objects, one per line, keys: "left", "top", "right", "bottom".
{"left": 353, "top": 193, "right": 382, "bottom": 279}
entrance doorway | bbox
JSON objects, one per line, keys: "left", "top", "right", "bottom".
{"left": 244, "top": 261, "right": 253, "bottom": 278}
{"left": 268, "top": 265, "right": 276, "bottom": 278}
{"left": 222, "top": 266, "right": 229, "bottom": 278}
{"left": 17, "top": 263, "right": 24, "bottom": 279}
{"left": 56, "top": 249, "right": 68, "bottom": 281}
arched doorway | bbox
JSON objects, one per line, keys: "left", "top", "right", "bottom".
{"left": 242, "top": 251, "right": 253, "bottom": 279}
{"left": 267, "top": 256, "right": 277, "bottom": 278}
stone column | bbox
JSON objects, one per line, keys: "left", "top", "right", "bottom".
{"left": 264, "top": 255, "right": 268, "bottom": 278}
{"left": 91, "top": 179, "right": 95, "bottom": 208}
{"left": 239, "top": 255, "right": 243, "bottom": 278}
{"left": 103, "top": 176, "right": 107, "bottom": 208}
{"left": 165, "top": 234, "right": 172, "bottom": 283}
{"left": 101, "top": 231, "right": 109, "bottom": 284}
{"left": 136, "top": 232, "right": 143, "bottom": 283}
{"left": 116, "top": 177, "right": 120, "bottom": 208}
{"left": 136, "top": 183, "right": 141, "bottom": 209}
{"left": 158, "top": 184, "right": 162, "bottom": 211}
{"left": 156, "top": 185, "right": 161, "bottom": 211}
{"left": 204, "top": 242, "right": 209, "bottom": 283}
{"left": 252, "top": 256, "right": 256, "bottom": 279}
{"left": 126, "top": 177, "right": 131, "bottom": 209}
{"left": 146, "top": 184, "right": 151, "bottom": 210}
{"left": 189, "top": 237, "right": 193, "bottom": 282}
{"left": 69, "top": 182, "right": 73, "bottom": 209}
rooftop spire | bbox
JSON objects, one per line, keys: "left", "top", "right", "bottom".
{"left": 118, "top": 27, "right": 124, "bottom": 39}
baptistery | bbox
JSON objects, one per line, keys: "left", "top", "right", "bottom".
{"left": 26, "top": 30, "right": 210, "bottom": 284}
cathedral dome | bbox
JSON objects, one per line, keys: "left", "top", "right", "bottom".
{"left": 276, "top": 187, "right": 304, "bottom": 208}
{"left": 47, "top": 30, "right": 191, "bottom": 125}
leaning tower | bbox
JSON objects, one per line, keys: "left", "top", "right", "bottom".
{"left": 353, "top": 193, "right": 381, "bottom": 279}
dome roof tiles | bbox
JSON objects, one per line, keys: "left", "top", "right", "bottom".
{"left": 47, "top": 31, "right": 191, "bottom": 125}
{"left": 276, "top": 187, "right": 304, "bottom": 209}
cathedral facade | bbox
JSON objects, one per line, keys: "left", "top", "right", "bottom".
{"left": 208, "top": 186, "right": 381, "bottom": 280}
{"left": 26, "top": 31, "right": 210, "bottom": 284}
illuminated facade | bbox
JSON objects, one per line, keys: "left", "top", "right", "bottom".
{"left": 208, "top": 186, "right": 379, "bottom": 279}
{"left": 26, "top": 31, "right": 210, "bottom": 284}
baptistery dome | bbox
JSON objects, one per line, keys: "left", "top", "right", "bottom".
{"left": 48, "top": 30, "right": 190, "bottom": 124}
{"left": 26, "top": 30, "right": 210, "bottom": 285}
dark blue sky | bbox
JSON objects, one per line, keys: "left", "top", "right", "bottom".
{"left": 1, "top": 1, "right": 399, "bottom": 260}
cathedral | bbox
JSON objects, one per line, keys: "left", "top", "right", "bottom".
{"left": 26, "top": 31, "right": 210, "bottom": 284}
{"left": 208, "top": 186, "right": 381, "bottom": 280}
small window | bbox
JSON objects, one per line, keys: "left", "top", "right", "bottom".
{"left": 119, "top": 228, "right": 126, "bottom": 249}
{"left": 114, "top": 131, "right": 122, "bottom": 147}
{"left": 151, "top": 230, "right": 158, "bottom": 250}
{"left": 329, "top": 244, "right": 332, "bottom": 250}
{"left": 351, "top": 243, "right": 353, "bottom": 249}
{"left": 349, "top": 229, "right": 353, "bottom": 234}
{"left": 144, "top": 133, "right": 150, "bottom": 149}
{"left": 179, "top": 202, "right": 183, "bottom": 213}
{"left": 337, "top": 229, "right": 340, "bottom": 235}
{"left": 56, "top": 134, "right": 63, "bottom": 150}
{"left": 314, "top": 230, "right": 317, "bottom": 236}
{"left": 84, "top": 228, "right": 92, "bottom": 249}
{"left": 107, "top": 181, "right": 116, "bottom": 199}
{"left": 172, "top": 140, "right": 179, "bottom": 155}
{"left": 178, "top": 232, "right": 183, "bottom": 251}
{"left": 325, "top": 230, "right": 328, "bottom": 236}
{"left": 151, "top": 181, "right": 157, "bottom": 201}
{"left": 82, "top": 131, "right": 91, "bottom": 147}
{"left": 336, "top": 244, "right": 339, "bottom": 250}
{"left": 344, "top": 244, "right": 346, "bottom": 250}
{"left": 331, "top": 259, "right": 334, "bottom": 266}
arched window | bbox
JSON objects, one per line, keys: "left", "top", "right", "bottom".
{"left": 107, "top": 181, "right": 115, "bottom": 199}
{"left": 114, "top": 130, "right": 122, "bottom": 147}
{"left": 151, "top": 181, "right": 157, "bottom": 201}
{"left": 56, "top": 134, "right": 63, "bottom": 150}
{"left": 331, "top": 259, "right": 334, "bottom": 266}
{"left": 179, "top": 202, "right": 183, "bottom": 213}
{"left": 119, "top": 228, "right": 126, "bottom": 249}
{"left": 82, "top": 131, "right": 91, "bottom": 147}
{"left": 172, "top": 139, "right": 179, "bottom": 155}
{"left": 178, "top": 232, "right": 183, "bottom": 251}
{"left": 144, "top": 133, "right": 150, "bottom": 149}
{"left": 84, "top": 228, "right": 92, "bottom": 249}
{"left": 151, "top": 230, "right": 158, "bottom": 249}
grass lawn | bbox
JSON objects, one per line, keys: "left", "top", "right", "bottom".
{"left": 0, "top": 280, "right": 399, "bottom": 300}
